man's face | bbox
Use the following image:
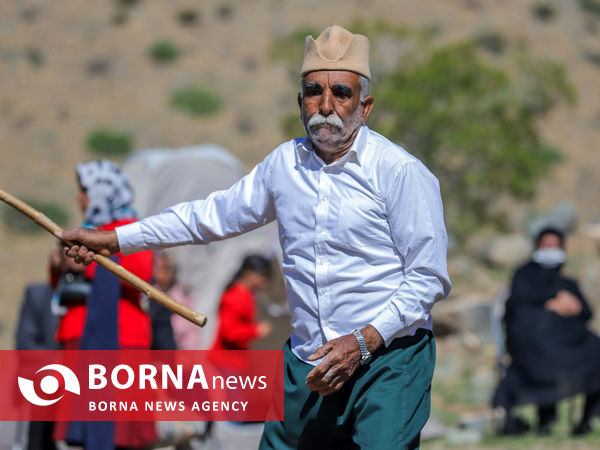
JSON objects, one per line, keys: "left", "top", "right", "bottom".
{"left": 537, "top": 233, "right": 562, "bottom": 249}
{"left": 299, "top": 71, "right": 373, "bottom": 159}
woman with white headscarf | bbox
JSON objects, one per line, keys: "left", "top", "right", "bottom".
{"left": 54, "top": 160, "right": 157, "bottom": 449}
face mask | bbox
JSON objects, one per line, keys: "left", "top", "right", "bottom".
{"left": 531, "top": 247, "right": 566, "bottom": 269}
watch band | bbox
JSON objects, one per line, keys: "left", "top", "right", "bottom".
{"left": 352, "top": 329, "right": 372, "bottom": 365}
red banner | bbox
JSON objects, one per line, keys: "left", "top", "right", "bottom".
{"left": 0, "top": 350, "right": 284, "bottom": 421}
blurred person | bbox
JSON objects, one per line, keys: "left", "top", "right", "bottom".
{"left": 493, "top": 227, "right": 600, "bottom": 436}
{"left": 153, "top": 251, "right": 198, "bottom": 350}
{"left": 205, "top": 255, "right": 273, "bottom": 441}
{"left": 211, "top": 255, "right": 273, "bottom": 352}
{"left": 148, "top": 252, "right": 177, "bottom": 350}
{"left": 59, "top": 25, "right": 450, "bottom": 449}
{"left": 151, "top": 252, "right": 210, "bottom": 448}
{"left": 16, "top": 251, "right": 63, "bottom": 352}
{"left": 14, "top": 250, "right": 66, "bottom": 450}
{"left": 55, "top": 159, "right": 157, "bottom": 450}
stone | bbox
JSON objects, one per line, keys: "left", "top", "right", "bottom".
{"left": 485, "top": 234, "right": 531, "bottom": 268}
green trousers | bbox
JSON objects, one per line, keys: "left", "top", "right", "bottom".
{"left": 259, "top": 329, "right": 435, "bottom": 450}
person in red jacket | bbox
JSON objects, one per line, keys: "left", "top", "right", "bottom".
{"left": 211, "top": 255, "right": 273, "bottom": 351}
{"left": 54, "top": 159, "right": 156, "bottom": 449}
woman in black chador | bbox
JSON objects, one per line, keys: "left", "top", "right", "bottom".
{"left": 493, "top": 227, "right": 600, "bottom": 435}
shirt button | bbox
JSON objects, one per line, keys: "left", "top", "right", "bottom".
{"left": 323, "top": 320, "right": 330, "bottom": 327}
{"left": 316, "top": 225, "right": 323, "bottom": 233}
{"left": 322, "top": 196, "right": 328, "bottom": 202}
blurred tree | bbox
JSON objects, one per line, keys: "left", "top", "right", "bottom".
{"left": 370, "top": 42, "right": 573, "bottom": 238}
{"left": 579, "top": 0, "right": 600, "bottom": 16}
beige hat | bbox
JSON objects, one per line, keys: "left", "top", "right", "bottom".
{"left": 301, "top": 25, "right": 371, "bottom": 80}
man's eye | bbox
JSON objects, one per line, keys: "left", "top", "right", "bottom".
{"left": 333, "top": 89, "right": 353, "bottom": 99}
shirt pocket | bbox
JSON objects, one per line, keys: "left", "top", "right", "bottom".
{"left": 334, "top": 196, "right": 390, "bottom": 249}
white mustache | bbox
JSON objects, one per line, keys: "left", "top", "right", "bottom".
{"left": 307, "top": 113, "right": 343, "bottom": 129}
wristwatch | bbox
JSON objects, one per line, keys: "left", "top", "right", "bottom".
{"left": 352, "top": 329, "right": 372, "bottom": 365}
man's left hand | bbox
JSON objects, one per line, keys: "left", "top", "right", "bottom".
{"left": 305, "top": 325, "right": 384, "bottom": 396}
{"left": 305, "top": 334, "right": 361, "bottom": 396}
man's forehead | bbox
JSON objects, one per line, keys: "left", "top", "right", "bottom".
{"left": 303, "top": 70, "right": 360, "bottom": 87}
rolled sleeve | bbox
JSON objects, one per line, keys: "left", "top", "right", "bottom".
{"left": 371, "top": 161, "right": 451, "bottom": 346}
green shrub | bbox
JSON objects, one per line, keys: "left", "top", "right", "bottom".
{"left": 170, "top": 85, "right": 222, "bottom": 117}
{"left": 25, "top": 47, "right": 44, "bottom": 68}
{"left": 215, "top": 4, "right": 233, "bottom": 20}
{"left": 86, "top": 128, "right": 133, "bottom": 156}
{"left": 2, "top": 198, "right": 69, "bottom": 234}
{"left": 116, "top": 0, "right": 140, "bottom": 8}
{"left": 579, "top": 0, "right": 600, "bottom": 16}
{"left": 177, "top": 9, "right": 199, "bottom": 26}
{"left": 111, "top": 11, "right": 128, "bottom": 26}
{"left": 532, "top": 3, "right": 557, "bottom": 21}
{"left": 475, "top": 31, "right": 506, "bottom": 54}
{"left": 149, "top": 40, "right": 180, "bottom": 64}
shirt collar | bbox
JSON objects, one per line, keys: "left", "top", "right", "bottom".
{"left": 296, "top": 125, "right": 369, "bottom": 167}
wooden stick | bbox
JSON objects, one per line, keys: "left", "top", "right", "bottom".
{"left": 0, "top": 187, "right": 207, "bottom": 327}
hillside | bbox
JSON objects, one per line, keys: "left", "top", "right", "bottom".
{"left": 1, "top": 0, "right": 599, "bottom": 353}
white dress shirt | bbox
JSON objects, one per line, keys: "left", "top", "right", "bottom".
{"left": 117, "top": 126, "right": 451, "bottom": 364}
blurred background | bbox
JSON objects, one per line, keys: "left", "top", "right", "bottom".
{"left": 1, "top": 0, "right": 600, "bottom": 448}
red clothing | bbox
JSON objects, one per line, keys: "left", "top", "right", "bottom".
{"left": 55, "top": 218, "right": 154, "bottom": 349}
{"left": 211, "top": 283, "right": 260, "bottom": 351}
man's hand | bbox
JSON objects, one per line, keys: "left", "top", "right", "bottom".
{"left": 545, "top": 290, "right": 582, "bottom": 317}
{"left": 305, "top": 325, "right": 384, "bottom": 396}
{"left": 55, "top": 227, "right": 120, "bottom": 265}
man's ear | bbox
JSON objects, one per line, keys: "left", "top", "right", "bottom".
{"left": 361, "top": 96, "right": 375, "bottom": 124}
{"left": 298, "top": 92, "right": 302, "bottom": 109}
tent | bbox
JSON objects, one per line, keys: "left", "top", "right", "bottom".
{"left": 122, "top": 145, "right": 281, "bottom": 349}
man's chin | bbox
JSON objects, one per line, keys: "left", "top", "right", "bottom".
{"left": 308, "top": 129, "right": 342, "bottom": 145}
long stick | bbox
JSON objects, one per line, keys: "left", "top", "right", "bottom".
{"left": 0, "top": 187, "right": 207, "bottom": 327}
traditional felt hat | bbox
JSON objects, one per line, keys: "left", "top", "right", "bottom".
{"left": 301, "top": 25, "right": 371, "bottom": 80}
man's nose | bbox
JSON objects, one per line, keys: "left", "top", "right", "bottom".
{"left": 319, "top": 90, "right": 334, "bottom": 116}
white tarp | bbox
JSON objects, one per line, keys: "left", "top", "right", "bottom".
{"left": 122, "top": 145, "right": 280, "bottom": 349}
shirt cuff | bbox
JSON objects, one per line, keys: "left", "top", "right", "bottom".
{"left": 370, "top": 308, "right": 414, "bottom": 347}
{"left": 115, "top": 221, "right": 144, "bottom": 255}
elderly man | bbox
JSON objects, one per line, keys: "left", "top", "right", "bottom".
{"left": 60, "top": 25, "right": 451, "bottom": 449}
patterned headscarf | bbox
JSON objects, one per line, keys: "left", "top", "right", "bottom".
{"left": 76, "top": 159, "right": 136, "bottom": 227}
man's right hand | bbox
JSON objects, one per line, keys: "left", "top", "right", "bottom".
{"left": 55, "top": 227, "right": 120, "bottom": 265}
